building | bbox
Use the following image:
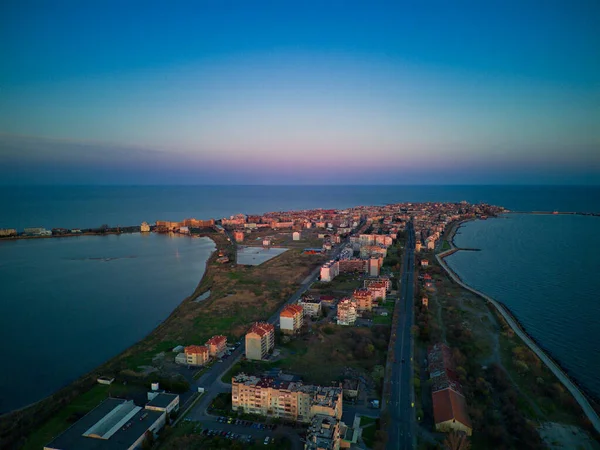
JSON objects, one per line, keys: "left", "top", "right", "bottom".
{"left": 422, "top": 297, "right": 429, "bottom": 308}
{"left": 415, "top": 241, "right": 422, "bottom": 252}
{"left": 305, "top": 414, "right": 341, "bottom": 450}
{"left": 0, "top": 228, "right": 17, "bottom": 237}
{"left": 293, "top": 231, "right": 301, "bottom": 241}
{"left": 342, "top": 379, "right": 360, "bottom": 399}
{"left": 245, "top": 322, "right": 275, "bottom": 360}
{"left": 206, "top": 335, "right": 227, "bottom": 358}
{"left": 421, "top": 260, "right": 429, "bottom": 267}
{"left": 140, "top": 222, "right": 150, "bottom": 233}
{"left": 234, "top": 231, "right": 245, "bottom": 242}
{"left": 298, "top": 296, "right": 322, "bottom": 318}
{"left": 368, "top": 256, "right": 382, "bottom": 277}
{"left": 336, "top": 299, "right": 357, "bottom": 326}
{"left": 351, "top": 289, "right": 373, "bottom": 312}
{"left": 184, "top": 345, "right": 209, "bottom": 366}
{"left": 364, "top": 280, "right": 387, "bottom": 303}
{"left": 145, "top": 392, "right": 180, "bottom": 415}
{"left": 320, "top": 260, "right": 340, "bottom": 282}
{"left": 427, "top": 239, "right": 435, "bottom": 250}
{"left": 43, "top": 398, "right": 166, "bottom": 450}
{"left": 24, "top": 227, "right": 51, "bottom": 236}
{"left": 280, "top": 304, "right": 304, "bottom": 334}
{"left": 432, "top": 388, "right": 472, "bottom": 435}
{"left": 339, "top": 258, "right": 366, "bottom": 273}
{"left": 231, "top": 374, "right": 343, "bottom": 423}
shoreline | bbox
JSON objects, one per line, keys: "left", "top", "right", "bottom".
{"left": 436, "top": 218, "right": 600, "bottom": 435}
{"left": 0, "top": 231, "right": 225, "bottom": 447}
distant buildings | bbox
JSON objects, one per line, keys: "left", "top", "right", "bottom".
{"left": 0, "top": 228, "right": 17, "bottom": 237}
{"left": 245, "top": 322, "right": 275, "bottom": 360}
{"left": 140, "top": 222, "right": 150, "bottom": 232}
{"left": 231, "top": 374, "right": 343, "bottom": 423}
{"left": 233, "top": 230, "right": 245, "bottom": 242}
{"left": 280, "top": 304, "right": 304, "bottom": 334}
{"left": 24, "top": 227, "right": 51, "bottom": 236}
{"left": 364, "top": 280, "right": 387, "bottom": 302}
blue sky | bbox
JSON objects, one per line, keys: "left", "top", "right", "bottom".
{"left": 1, "top": 0, "right": 598, "bottom": 184}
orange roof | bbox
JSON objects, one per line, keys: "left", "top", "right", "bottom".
{"left": 280, "top": 304, "right": 303, "bottom": 318}
{"left": 206, "top": 335, "right": 227, "bottom": 346}
{"left": 248, "top": 322, "right": 274, "bottom": 337}
{"left": 353, "top": 289, "right": 372, "bottom": 298}
{"left": 432, "top": 388, "right": 472, "bottom": 429}
{"left": 185, "top": 345, "right": 208, "bottom": 355}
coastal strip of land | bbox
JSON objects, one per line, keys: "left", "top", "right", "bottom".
{"left": 436, "top": 222, "right": 600, "bottom": 435}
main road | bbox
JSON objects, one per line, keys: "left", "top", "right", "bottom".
{"left": 387, "top": 221, "right": 416, "bottom": 450}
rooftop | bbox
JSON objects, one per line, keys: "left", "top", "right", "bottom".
{"left": 146, "top": 393, "right": 178, "bottom": 410}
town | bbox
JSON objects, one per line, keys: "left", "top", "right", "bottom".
{"left": 9, "top": 200, "right": 593, "bottom": 450}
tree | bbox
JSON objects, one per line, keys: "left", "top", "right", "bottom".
{"left": 142, "top": 430, "right": 155, "bottom": 450}
{"left": 443, "top": 431, "right": 471, "bottom": 450}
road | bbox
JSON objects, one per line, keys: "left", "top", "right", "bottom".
{"left": 387, "top": 221, "right": 416, "bottom": 450}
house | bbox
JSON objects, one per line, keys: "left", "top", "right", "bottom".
{"left": 280, "top": 305, "right": 304, "bottom": 334}
{"left": 245, "top": 322, "right": 275, "bottom": 360}
{"left": 234, "top": 231, "right": 244, "bottom": 242}
{"left": 415, "top": 242, "right": 422, "bottom": 252}
{"left": 140, "top": 222, "right": 150, "bottom": 232}
{"left": 293, "top": 231, "right": 301, "bottom": 241}
{"left": 43, "top": 398, "right": 166, "bottom": 450}
{"left": 336, "top": 299, "right": 357, "bottom": 326}
{"left": 206, "top": 335, "right": 227, "bottom": 358}
{"left": 184, "top": 345, "right": 209, "bottom": 366}
{"left": 422, "top": 297, "right": 429, "bottom": 308}
{"left": 432, "top": 388, "right": 472, "bottom": 435}
{"left": 421, "top": 260, "right": 429, "bottom": 267}
{"left": 364, "top": 280, "right": 387, "bottom": 303}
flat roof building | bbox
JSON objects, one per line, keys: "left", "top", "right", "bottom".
{"left": 44, "top": 398, "right": 165, "bottom": 450}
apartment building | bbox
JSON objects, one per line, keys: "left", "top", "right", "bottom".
{"left": 336, "top": 299, "right": 357, "bottom": 326}
{"left": 298, "top": 296, "right": 322, "bottom": 318}
{"left": 234, "top": 231, "right": 244, "bottom": 242}
{"left": 184, "top": 345, "right": 209, "bottom": 366}
{"left": 320, "top": 260, "right": 340, "bottom": 282}
{"left": 352, "top": 289, "right": 373, "bottom": 312}
{"left": 206, "top": 335, "right": 227, "bottom": 358}
{"left": 364, "top": 280, "right": 387, "bottom": 302}
{"left": 231, "top": 374, "right": 343, "bottom": 424}
{"left": 245, "top": 322, "right": 275, "bottom": 361}
{"left": 305, "top": 414, "right": 341, "bottom": 450}
{"left": 280, "top": 305, "right": 304, "bottom": 334}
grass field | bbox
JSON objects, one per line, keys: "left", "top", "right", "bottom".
{"left": 360, "top": 416, "right": 379, "bottom": 448}
{"left": 22, "top": 383, "right": 135, "bottom": 450}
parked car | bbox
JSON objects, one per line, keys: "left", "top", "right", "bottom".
{"left": 264, "top": 436, "right": 270, "bottom": 445}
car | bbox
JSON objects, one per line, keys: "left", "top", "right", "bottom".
{"left": 221, "top": 430, "right": 227, "bottom": 437}
{"left": 264, "top": 437, "right": 270, "bottom": 445}
{"left": 227, "top": 417, "right": 233, "bottom": 424}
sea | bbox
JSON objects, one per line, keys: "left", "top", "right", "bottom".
{"left": 0, "top": 185, "right": 599, "bottom": 412}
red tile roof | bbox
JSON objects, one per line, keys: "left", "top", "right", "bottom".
{"left": 248, "top": 322, "right": 274, "bottom": 337}
{"left": 206, "top": 335, "right": 227, "bottom": 346}
{"left": 280, "top": 304, "right": 303, "bottom": 318}
{"left": 185, "top": 345, "right": 208, "bottom": 355}
{"left": 432, "top": 388, "right": 471, "bottom": 429}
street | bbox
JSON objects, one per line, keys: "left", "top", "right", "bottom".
{"left": 387, "top": 221, "right": 416, "bottom": 450}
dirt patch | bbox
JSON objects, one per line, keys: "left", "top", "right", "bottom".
{"left": 539, "top": 422, "right": 600, "bottom": 450}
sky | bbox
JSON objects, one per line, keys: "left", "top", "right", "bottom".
{"left": 0, "top": 0, "right": 599, "bottom": 185}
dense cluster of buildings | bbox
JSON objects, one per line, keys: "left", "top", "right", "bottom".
{"left": 428, "top": 343, "right": 472, "bottom": 436}
{"left": 176, "top": 334, "right": 228, "bottom": 366}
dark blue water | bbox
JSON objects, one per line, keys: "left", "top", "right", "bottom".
{"left": 446, "top": 214, "right": 600, "bottom": 399}
{"left": 0, "top": 233, "right": 215, "bottom": 413}
{"left": 1, "top": 185, "right": 599, "bottom": 231}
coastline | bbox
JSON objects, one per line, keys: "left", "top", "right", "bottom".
{"left": 0, "top": 231, "right": 224, "bottom": 448}
{"left": 436, "top": 219, "right": 600, "bottom": 435}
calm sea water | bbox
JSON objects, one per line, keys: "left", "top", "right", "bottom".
{"left": 446, "top": 214, "right": 600, "bottom": 399}
{"left": 0, "top": 233, "right": 215, "bottom": 413}
{"left": 1, "top": 185, "right": 599, "bottom": 231}
{"left": 0, "top": 185, "right": 599, "bottom": 413}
